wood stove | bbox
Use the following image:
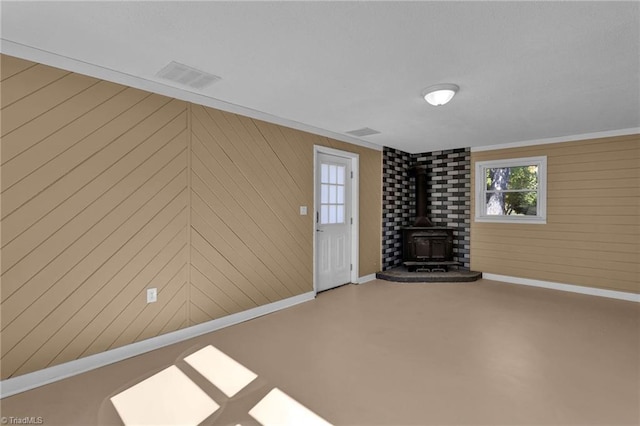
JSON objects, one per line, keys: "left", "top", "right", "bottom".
{"left": 402, "top": 227, "right": 454, "bottom": 271}
{"left": 403, "top": 166, "right": 456, "bottom": 272}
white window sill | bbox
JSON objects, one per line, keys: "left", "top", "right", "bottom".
{"left": 474, "top": 217, "right": 547, "bottom": 224}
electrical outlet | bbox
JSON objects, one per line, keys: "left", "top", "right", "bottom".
{"left": 147, "top": 288, "right": 157, "bottom": 303}
{"left": 299, "top": 206, "right": 307, "bottom": 215}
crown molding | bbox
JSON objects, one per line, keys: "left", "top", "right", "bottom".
{"left": 471, "top": 128, "right": 640, "bottom": 152}
{"left": 1, "top": 39, "right": 383, "bottom": 152}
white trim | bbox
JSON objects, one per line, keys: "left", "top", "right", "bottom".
{"left": 0, "top": 292, "right": 315, "bottom": 399}
{"left": 357, "top": 273, "right": 377, "bottom": 284}
{"left": 483, "top": 273, "right": 640, "bottom": 303}
{"left": 350, "top": 157, "right": 360, "bottom": 286}
{"left": 314, "top": 146, "right": 361, "bottom": 162}
{"left": 313, "top": 146, "right": 360, "bottom": 293}
{"left": 471, "top": 128, "right": 640, "bottom": 152}
{"left": 475, "top": 156, "right": 547, "bottom": 224}
{"left": 473, "top": 218, "right": 546, "bottom": 224}
{"left": 0, "top": 40, "right": 382, "bottom": 153}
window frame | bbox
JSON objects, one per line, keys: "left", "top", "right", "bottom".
{"left": 474, "top": 155, "right": 547, "bottom": 224}
{"left": 319, "top": 162, "right": 347, "bottom": 225}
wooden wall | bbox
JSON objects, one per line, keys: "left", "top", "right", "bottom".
{"left": 0, "top": 54, "right": 382, "bottom": 379}
{"left": 471, "top": 135, "right": 639, "bottom": 293}
{"left": 187, "top": 105, "right": 382, "bottom": 324}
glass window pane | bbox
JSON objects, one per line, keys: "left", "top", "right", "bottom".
{"left": 329, "top": 205, "right": 337, "bottom": 223}
{"left": 485, "top": 192, "right": 505, "bottom": 215}
{"left": 477, "top": 156, "right": 546, "bottom": 223}
{"left": 486, "top": 192, "right": 538, "bottom": 216}
{"left": 321, "top": 184, "right": 328, "bottom": 204}
{"left": 507, "top": 165, "right": 538, "bottom": 190}
{"left": 329, "top": 185, "right": 336, "bottom": 203}
{"left": 329, "top": 165, "right": 337, "bottom": 184}
{"left": 486, "top": 166, "right": 538, "bottom": 190}
{"left": 486, "top": 168, "right": 509, "bottom": 191}
{"left": 337, "top": 205, "right": 344, "bottom": 223}
{"left": 337, "top": 186, "right": 344, "bottom": 204}
{"left": 337, "top": 166, "right": 345, "bottom": 185}
{"left": 320, "top": 205, "right": 329, "bottom": 224}
{"left": 321, "top": 164, "right": 329, "bottom": 183}
{"left": 505, "top": 191, "right": 538, "bottom": 216}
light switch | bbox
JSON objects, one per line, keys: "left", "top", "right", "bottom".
{"left": 299, "top": 206, "right": 308, "bottom": 215}
{"left": 147, "top": 288, "right": 157, "bottom": 303}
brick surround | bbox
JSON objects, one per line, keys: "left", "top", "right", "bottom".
{"left": 381, "top": 147, "right": 413, "bottom": 270}
{"left": 381, "top": 147, "right": 471, "bottom": 271}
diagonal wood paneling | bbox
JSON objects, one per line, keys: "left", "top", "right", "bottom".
{"left": 1, "top": 72, "right": 101, "bottom": 137}
{"left": 1, "top": 63, "right": 70, "bottom": 108}
{"left": 471, "top": 134, "right": 640, "bottom": 293}
{"left": 192, "top": 107, "right": 312, "bottom": 264}
{"left": 0, "top": 54, "right": 382, "bottom": 379}
{"left": 189, "top": 106, "right": 303, "bottom": 323}
{"left": 250, "top": 121, "right": 383, "bottom": 276}
{"left": 250, "top": 120, "right": 383, "bottom": 275}
{"left": 0, "top": 55, "right": 38, "bottom": 81}
{"left": 1, "top": 55, "right": 189, "bottom": 379}
{"left": 189, "top": 105, "right": 382, "bottom": 326}
{"left": 1, "top": 105, "right": 187, "bottom": 280}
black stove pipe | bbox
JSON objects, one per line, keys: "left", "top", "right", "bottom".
{"left": 410, "top": 166, "right": 433, "bottom": 227}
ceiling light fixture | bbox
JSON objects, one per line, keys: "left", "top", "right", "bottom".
{"left": 422, "top": 84, "right": 459, "bottom": 106}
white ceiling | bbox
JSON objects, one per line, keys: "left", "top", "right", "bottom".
{"left": 1, "top": 1, "right": 639, "bottom": 154}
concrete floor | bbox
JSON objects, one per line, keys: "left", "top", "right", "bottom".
{"left": 1, "top": 279, "right": 639, "bottom": 425}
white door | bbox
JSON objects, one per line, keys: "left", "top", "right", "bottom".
{"left": 316, "top": 153, "right": 352, "bottom": 292}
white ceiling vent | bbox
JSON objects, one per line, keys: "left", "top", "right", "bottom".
{"left": 345, "top": 127, "right": 381, "bottom": 137}
{"left": 156, "top": 61, "right": 221, "bottom": 90}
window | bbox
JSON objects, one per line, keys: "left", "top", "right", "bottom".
{"left": 319, "top": 163, "right": 346, "bottom": 224}
{"left": 475, "top": 156, "right": 547, "bottom": 223}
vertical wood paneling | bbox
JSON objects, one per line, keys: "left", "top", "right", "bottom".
{"left": 471, "top": 135, "right": 640, "bottom": 293}
{"left": 0, "top": 54, "right": 382, "bottom": 379}
{"left": 1, "top": 55, "right": 189, "bottom": 379}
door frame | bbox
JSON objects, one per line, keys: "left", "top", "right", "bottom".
{"left": 313, "top": 145, "right": 360, "bottom": 294}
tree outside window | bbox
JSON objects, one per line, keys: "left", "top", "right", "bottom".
{"left": 476, "top": 156, "right": 547, "bottom": 224}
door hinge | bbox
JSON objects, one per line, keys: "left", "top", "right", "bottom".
{"left": 350, "top": 217, "right": 353, "bottom": 225}
{"left": 350, "top": 171, "right": 354, "bottom": 179}
{"left": 350, "top": 264, "right": 353, "bottom": 271}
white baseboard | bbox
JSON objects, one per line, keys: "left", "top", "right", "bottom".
{"left": 483, "top": 273, "right": 640, "bottom": 303}
{"left": 0, "top": 291, "right": 315, "bottom": 399}
{"left": 357, "top": 273, "right": 377, "bottom": 284}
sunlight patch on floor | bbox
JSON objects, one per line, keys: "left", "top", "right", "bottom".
{"left": 110, "top": 365, "right": 219, "bottom": 425}
{"left": 249, "top": 388, "right": 333, "bottom": 426}
{"left": 184, "top": 345, "right": 257, "bottom": 397}
{"left": 109, "top": 345, "right": 332, "bottom": 425}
